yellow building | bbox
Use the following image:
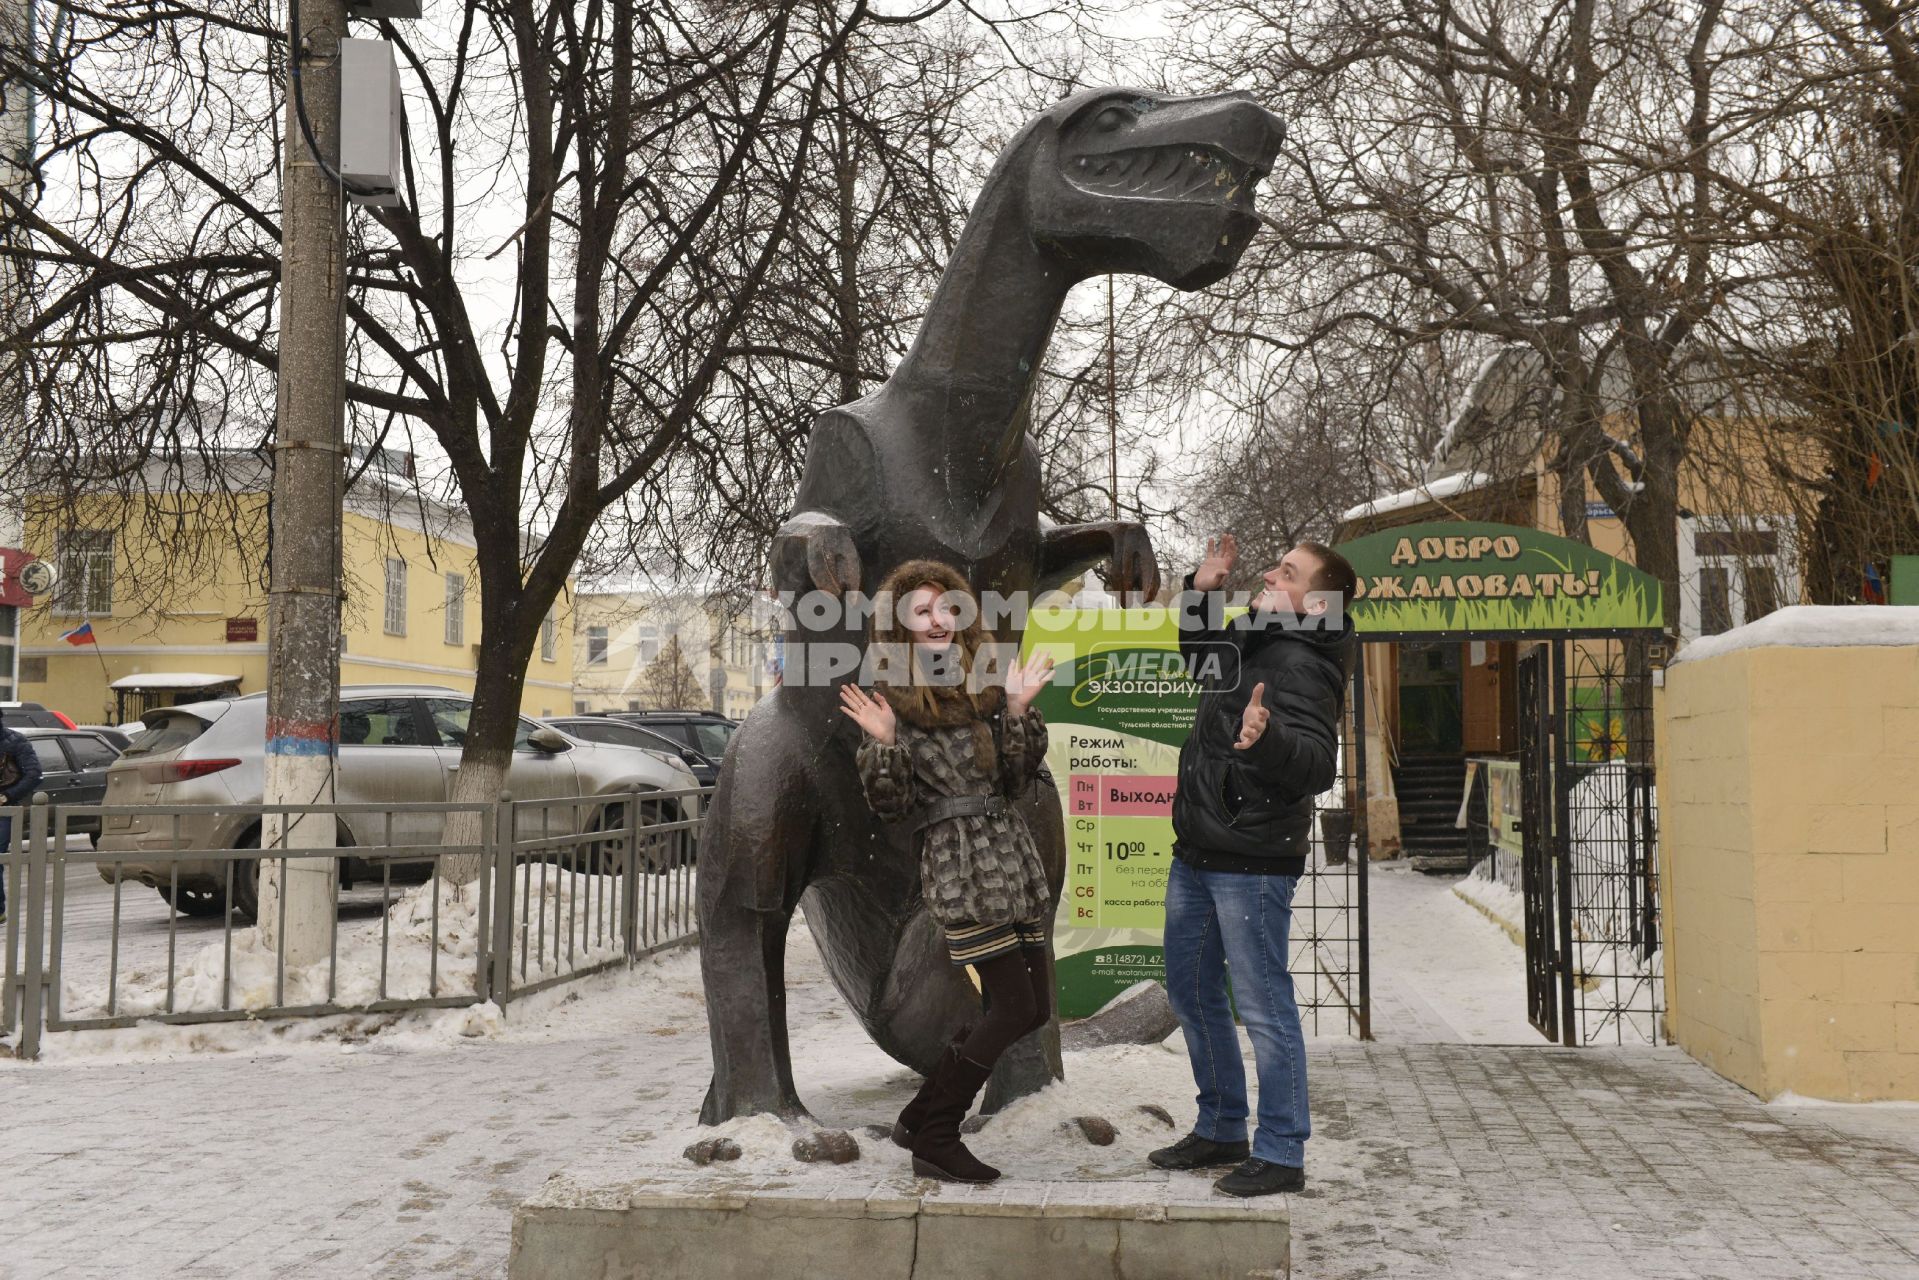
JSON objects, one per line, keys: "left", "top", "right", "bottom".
{"left": 15, "top": 452, "right": 573, "bottom": 725}
{"left": 571, "top": 581, "right": 774, "bottom": 720}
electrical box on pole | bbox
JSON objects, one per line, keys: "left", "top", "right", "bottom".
{"left": 339, "top": 38, "right": 404, "bottom": 209}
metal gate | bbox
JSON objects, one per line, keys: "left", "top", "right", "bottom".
{"left": 1516, "top": 639, "right": 1664, "bottom": 1046}
{"left": 1292, "top": 651, "right": 1371, "bottom": 1039}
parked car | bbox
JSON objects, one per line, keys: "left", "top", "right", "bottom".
{"left": 2, "top": 701, "right": 77, "bottom": 731}
{"left": 75, "top": 726, "right": 135, "bottom": 752}
{"left": 599, "top": 710, "right": 738, "bottom": 763}
{"left": 94, "top": 685, "right": 700, "bottom": 919}
{"left": 13, "top": 728, "right": 123, "bottom": 838}
{"left": 545, "top": 716, "right": 718, "bottom": 786}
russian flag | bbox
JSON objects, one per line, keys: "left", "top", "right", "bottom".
{"left": 60, "top": 620, "right": 96, "bottom": 645}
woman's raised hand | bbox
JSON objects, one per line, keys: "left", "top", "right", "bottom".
{"left": 838, "top": 683, "right": 898, "bottom": 745}
{"left": 1006, "top": 650, "right": 1057, "bottom": 715}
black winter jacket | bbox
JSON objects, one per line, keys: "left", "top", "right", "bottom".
{"left": 1170, "top": 572, "right": 1355, "bottom": 875}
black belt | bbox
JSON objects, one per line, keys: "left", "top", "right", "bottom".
{"left": 905, "top": 794, "right": 1011, "bottom": 833}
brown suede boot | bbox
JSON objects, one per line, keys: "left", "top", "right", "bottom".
{"left": 908, "top": 1047, "right": 1000, "bottom": 1183}
{"left": 892, "top": 1029, "right": 970, "bottom": 1149}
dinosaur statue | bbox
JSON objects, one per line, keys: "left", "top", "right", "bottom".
{"left": 697, "top": 87, "right": 1285, "bottom": 1125}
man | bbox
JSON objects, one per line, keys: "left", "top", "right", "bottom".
{"left": 0, "top": 723, "right": 46, "bottom": 925}
{"left": 1150, "top": 532, "right": 1357, "bottom": 1197}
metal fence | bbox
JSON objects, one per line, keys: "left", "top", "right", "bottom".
{"left": 1, "top": 787, "right": 707, "bottom": 1060}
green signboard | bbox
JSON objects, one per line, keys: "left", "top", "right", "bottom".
{"left": 1023, "top": 606, "right": 1192, "bottom": 1018}
{"left": 1336, "top": 521, "right": 1663, "bottom": 634}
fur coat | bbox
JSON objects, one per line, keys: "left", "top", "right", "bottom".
{"left": 854, "top": 683, "right": 1051, "bottom": 929}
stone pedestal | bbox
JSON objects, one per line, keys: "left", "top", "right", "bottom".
{"left": 510, "top": 1170, "right": 1290, "bottom": 1280}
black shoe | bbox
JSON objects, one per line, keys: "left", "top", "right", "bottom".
{"left": 1148, "top": 1133, "right": 1251, "bottom": 1171}
{"left": 1214, "top": 1158, "right": 1304, "bottom": 1197}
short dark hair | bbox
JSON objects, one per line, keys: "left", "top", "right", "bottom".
{"left": 1296, "top": 541, "right": 1358, "bottom": 608}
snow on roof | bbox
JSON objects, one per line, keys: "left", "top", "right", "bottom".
{"left": 1671, "top": 606, "right": 1919, "bottom": 665}
{"left": 108, "top": 672, "right": 243, "bottom": 690}
{"left": 1341, "top": 471, "right": 1492, "bottom": 524}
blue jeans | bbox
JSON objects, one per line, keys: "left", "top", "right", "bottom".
{"left": 0, "top": 815, "right": 10, "bottom": 915}
{"left": 1162, "top": 856, "right": 1308, "bottom": 1166}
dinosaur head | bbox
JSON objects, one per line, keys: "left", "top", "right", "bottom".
{"left": 1026, "top": 88, "right": 1285, "bottom": 290}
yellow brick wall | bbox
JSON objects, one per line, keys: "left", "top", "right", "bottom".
{"left": 1659, "top": 640, "right": 1919, "bottom": 1101}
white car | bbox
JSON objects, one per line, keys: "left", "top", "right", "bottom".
{"left": 95, "top": 685, "right": 700, "bottom": 919}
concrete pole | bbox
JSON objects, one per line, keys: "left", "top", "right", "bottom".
{"left": 0, "top": 0, "right": 34, "bottom": 702}
{"left": 259, "top": 0, "right": 348, "bottom": 963}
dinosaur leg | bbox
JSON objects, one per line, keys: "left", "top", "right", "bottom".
{"left": 799, "top": 795, "right": 982, "bottom": 1077}
{"left": 696, "top": 698, "right": 817, "bottom": 1124}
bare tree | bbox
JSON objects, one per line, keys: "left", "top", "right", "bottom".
{"left": 1701, "top": 1, "right": 1919, "bottom": 603}
{"left": 1164, "top": 0, "right": 1774, "bottom": 624}
{"left": 1, "top": 2, "right": 1098, "bottom": 878}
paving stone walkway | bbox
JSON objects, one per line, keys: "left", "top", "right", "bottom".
{"left": 4, "top": 871, "right": 1916, "bottom": 1277}
{"left": 7, "top": 1031, "right": 1918, "bottom": 1276}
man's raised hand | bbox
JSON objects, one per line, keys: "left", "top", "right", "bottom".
{"left": 838, "top": 684, "right": 897, "bottom": 746}
{"left": 1233, "top": 681, "right": 1270, "bottom": 751}
{"left": 1195, "top": 532, "right": 1238, "bottom": 592}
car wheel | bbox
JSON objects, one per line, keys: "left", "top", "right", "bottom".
{"left": 158, "top": 884, "right": 229, "bottom": 918}
{"left": 591, "top": 799, "right": 679, "bottom": 874}
{"left": 230, "top": 823, "right": 356, "bottom": 923}
{"left": 638, "top": 799, "right": 684, "bottom": 874}
{"left": 230, "top": 831, "right": 262, "bottom": 922}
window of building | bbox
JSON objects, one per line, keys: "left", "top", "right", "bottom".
{"left": 384, "top": 557, "right": 408, "bottom": 636}
{"left": 1679, "top": 516, "right": 1797, "bottom": 641}
{"left": 55, "top": 530, "right": 114, "bottom": 615}
{"left": 574, "top": 700, "right": 590, "bottom": 714}
{"left": 541, "top": 609, "right": 557, "bottom": 662}
{"left": 444, "top": 573, "right": 466, "bottom": 646}
{"left": 586, "top": 625, "right": 608, "bottom": 666}
{"left": 638, "top": 623, "right": 661, "bottom": 664}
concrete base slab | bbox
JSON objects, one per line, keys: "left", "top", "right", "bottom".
{"left": 510, "top": 1170, "right": 1289, "bottom": 1280}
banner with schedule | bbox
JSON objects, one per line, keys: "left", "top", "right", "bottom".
{"left": 1022, "top": 606, "right": 1198, "bottom": 1018}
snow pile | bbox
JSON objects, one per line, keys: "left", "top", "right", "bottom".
{"left": 1672, "top": 605, "right": 1919, "bottom": 664}
{"left": 660, "top": 1038, "right": 1369, "bottom": 1188}
{"left": 57, "top": 866, "right": 691, "bottom": 1020}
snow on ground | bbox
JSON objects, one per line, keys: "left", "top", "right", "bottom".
{"left": 19, "top": 866, "right": 696, "bottom": 1063}
{"left": 1453, "top": 849, "right": 1665, "bottom": 1046}
{"left": 1369, "top": 860, "right": 1541, "bottom": 1044}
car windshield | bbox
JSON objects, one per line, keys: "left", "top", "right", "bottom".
{"left": 689, "top": 721, "right": 734, "bottom": 758}
{"left": 121, "top": 713, "right": 209, "bottom": 759}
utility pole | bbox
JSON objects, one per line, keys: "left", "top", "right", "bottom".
{"left": 260, "top": 0, "right": 349, "bottom": 963}
{"left": 0, "top": 0, "right": 40, "bottom": 702}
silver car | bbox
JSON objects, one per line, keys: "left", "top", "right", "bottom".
{"left": 94, "top": 684, "right": 700, "bottom": 918}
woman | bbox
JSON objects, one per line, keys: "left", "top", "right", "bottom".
{"left": 838, "top": 558, "right": 1056, "bottom": 1184}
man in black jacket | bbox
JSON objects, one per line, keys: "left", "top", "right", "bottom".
{"left": 0, "top": 725, "right": 46, "bottom": 925}
{"left": 1149, "top": 532, "right": 1356, "bottom": 1197}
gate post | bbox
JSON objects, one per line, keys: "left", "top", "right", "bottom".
{"left": 489, "top": 792, "right": 515, "bottom": 1009}
{"left": 18, "top": 793, "right": 50, "bottom": 1061}
{"left": 1551, "top": 641, "right": 1578, "bottom": 1048}
{"left": 1351, "top": 647, "right": 1372, "bottom": 1041}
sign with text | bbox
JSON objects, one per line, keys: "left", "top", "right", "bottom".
{"left": 1335, "top": 520, "right": 1663, "bottom": 634}
{"left": 1024, "top": 607, "right": 1195, "bottom": 1018}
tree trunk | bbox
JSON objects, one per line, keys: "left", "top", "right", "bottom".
{"left": 438, "top": 616, "right": 538, "bottom": 884}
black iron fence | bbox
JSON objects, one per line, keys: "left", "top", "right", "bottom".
{"left": 1, "top": 787, "right": 707, "bottom": 1059}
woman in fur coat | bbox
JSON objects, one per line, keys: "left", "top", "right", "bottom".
{"left": 838, "top": 558, "right": 1056, "bottom": 1184}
